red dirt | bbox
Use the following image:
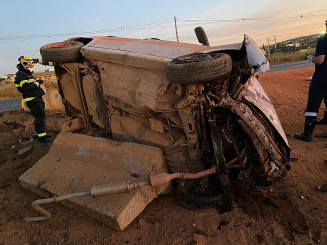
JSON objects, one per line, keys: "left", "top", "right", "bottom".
{"left": 0, "top": 67, "right": 327, "bottom": 244}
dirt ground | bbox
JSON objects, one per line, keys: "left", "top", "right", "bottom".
{"left": 0, "top": 67, "right": 327, "bottom": 245}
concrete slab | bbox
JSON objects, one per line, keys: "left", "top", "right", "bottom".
{"left": 19, "top": 132, "right": 168, "bottom": 230}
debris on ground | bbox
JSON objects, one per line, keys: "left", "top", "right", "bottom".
{"left": 17, "top": 146, "right": 33, "bottom": 158}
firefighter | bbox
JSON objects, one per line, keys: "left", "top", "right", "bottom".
{"left": 15, "top": 56, "right": 50, "bottom": 143}
{"left": 294, "top": 21, "right": 327, "bottom": 142}
{"left": 316, "top": 97, "right": 327, "bottom": 125}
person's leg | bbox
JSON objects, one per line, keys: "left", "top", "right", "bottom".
{"left": 294, "top": 80, "right": 324, "bottom": 142}
{"left": 317, "top": 96, "right": 327, "bottom": 125}
{"left": 26, "top": 97, "right": 49, "bottom": 143}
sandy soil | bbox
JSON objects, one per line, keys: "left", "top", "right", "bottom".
{"left": 0, "top": 67, "right": 326, "bottom": 245}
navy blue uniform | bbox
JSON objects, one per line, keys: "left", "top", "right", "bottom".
{"left": 306, "top": 35, "right": 327, "bottom": 114}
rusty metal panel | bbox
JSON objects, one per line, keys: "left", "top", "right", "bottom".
{"left": 98, "top": 61, "right": 180, "bottom": 112}
{"left": 82, "top": 74, "right": 109, "bottom": 129}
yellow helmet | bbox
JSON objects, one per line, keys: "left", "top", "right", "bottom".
{"left": 18, "top": 56, "right": 34, "bottom": 68}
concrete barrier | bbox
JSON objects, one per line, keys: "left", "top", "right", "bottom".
{"left": 23, "top": 89, "right": 64, "bottom": 111}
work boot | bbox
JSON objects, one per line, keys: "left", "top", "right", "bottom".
{"left": 38, "top": 136, "right": 50, "bottom": 144}
{"left": 316, "top": 111, "right": 327, "bottom": 125}
{"left": 294, "top": 116, "right": 317, "bottom": 142}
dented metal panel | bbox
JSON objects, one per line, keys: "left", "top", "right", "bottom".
{"left": 242, "top": 77, "right": 289, "bottom": 147}
{"left": 98, "top": 61, "right": 180, "bottom": 112}
{"left": 243, "top": 35, "right": 270, "bottom": 73}
{"left": 201, "top": 35, "right": 269, "bottom": 73}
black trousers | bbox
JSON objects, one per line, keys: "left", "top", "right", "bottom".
{"left": 26, "top": 97, "right": 46, "bottom": 136}
{"left": 306, "top": 76, "right": 327, "bottom": 113}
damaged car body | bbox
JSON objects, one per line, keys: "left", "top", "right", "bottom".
{"left": 26, "top": 28, "right": 290, "bottom": 221}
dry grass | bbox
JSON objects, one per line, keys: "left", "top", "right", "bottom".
{"left": 43, "top": 76, "right": 58, "bottom": 90}
{"left": 0, "top": 83, "right": 21, "bottom": 100}
{"left": 267, "top": 49, "right": 315, "bottom": 65}
{"left": 0, "top": 76, "right": 58, "bottom": 101}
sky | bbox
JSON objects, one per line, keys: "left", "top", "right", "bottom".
{"left": 0, "top": 0, "right": 326, "bottom": 76}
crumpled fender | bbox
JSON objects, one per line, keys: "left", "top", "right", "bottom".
{"left": 241, "top": 76, "right": 289, "bottom": 148}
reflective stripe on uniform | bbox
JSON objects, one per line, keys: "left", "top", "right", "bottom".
{"left": 20, "top": 78, "right": 35, "bottom": 87}
{"left": 305, "top": 112, "right": 317, "bottom": 117}
{"left": 37, "top": 132, "right": 46, "bottom": 137}
{"left": 23, "top": 97, "right": 36, "bottom": 102}
{"left": 19, "top": 78, "right": 40, "bottom": 87}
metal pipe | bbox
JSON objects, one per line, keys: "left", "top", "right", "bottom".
{"left": 24, "top": 163, "right": 229, "bottom": 222}
{"left": 24, "top": 192, "right": 91, "bottom": 222}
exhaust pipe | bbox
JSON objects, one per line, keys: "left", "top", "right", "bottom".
{"left": 23, "top": 163, "right": 230, "bottom": 222}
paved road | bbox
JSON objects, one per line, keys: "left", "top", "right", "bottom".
{"left": 269, "top": 60, "right": 314, "bottom": 72}
{"left": 0, "top": 98, "right": 21, "bottom": 111}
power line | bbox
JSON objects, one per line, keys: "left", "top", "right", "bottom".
{"left": 0, "top": 11, "right": 325, "bottom": 43}
{"left": 0, "top": 20, "right": 172, "bottom": 42}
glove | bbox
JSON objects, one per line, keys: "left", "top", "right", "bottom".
{"left": 32, "top": 58, "right": 42, "bottom": 64}
{"left": 36, "top": 79, "right": 44, "bottom": 84}
{"left": 307, "top": 55, "right": 314, "bottom": 62}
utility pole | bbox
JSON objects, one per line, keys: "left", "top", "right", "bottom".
{"left": 273, "top": 36, "right": 277, "bottom": 49}
{"left": 267, "top": 37, "right": 271, "bottom": 57}
{"left": 174, "top": 16, "right": 179, "bottom": 42}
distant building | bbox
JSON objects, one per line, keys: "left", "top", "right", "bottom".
{"left": 286, "top": 42, "right": 300, "bottom": 48}
{"left": 6, "top": 74, "right": 15, "bottom": 82}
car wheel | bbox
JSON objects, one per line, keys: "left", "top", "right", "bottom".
{"left": 166, "top": 52, "right": 232, "bottom": 84}
{"left": 40, "top": 41, "right": 84, "bottom": 63}
{"left": 175, "top": 181, "right": 226, "bottom": 211}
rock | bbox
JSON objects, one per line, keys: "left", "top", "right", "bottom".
{"left": 0, "top": 158, "right": 7, "bottom": 165}
{"left": 23, "top": 120, "right": 34, "bottom": 131}
{"left": 0, "top": 183, "right": 10, "bottom": 190}
{"left": 21, "top": 129, "right": 35, "bottom": 139}
{"left": 19, "top": 137, "right": 34, "bottom": 145}
{"left": 320, "top": 183, "right": 327, "bottom": 193}
{"left": 0, "top": 122, "right": 10, "bottom": 133}
{"left": 17, "top": 146, "right": 33, "bottom": 158}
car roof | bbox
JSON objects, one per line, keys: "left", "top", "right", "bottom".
{"left": 84, "top": 36, "right": 210, "bottom": 59}
{"left": 81, "top": 36, "right": 244, "bottom": 70}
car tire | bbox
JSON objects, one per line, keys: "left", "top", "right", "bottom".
{"left": 166, "top": 52, "right": 232, "bottom": 84}
{"left": 175, "top": 181, "right": 225, "bottom": 211}
{"left": 40, "top": 41, "right": 84, "bottom": 62}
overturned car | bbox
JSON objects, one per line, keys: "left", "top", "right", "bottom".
{"left": 20, "top": 28, "right": 290, "bottom": 229}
